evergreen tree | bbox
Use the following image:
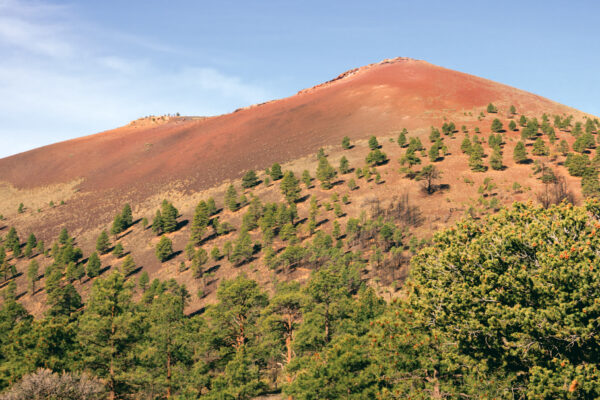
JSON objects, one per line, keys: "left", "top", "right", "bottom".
{"left": 368, "top": 135, "right": 379, "bottom": 150}
{"left": 316, "top": 156, "right": 337, "bottom": 189}
{"left": 96, "top": 230, "right": 110, "bottom": 254}
{"left": 87, "top": 252, "right": 101, "bottom": 279}
{"left": 241, "top": 170, "right": 259, "bottom": 189}
{"left": 225, "top": 184, "right": 239, "bottom": 212}
{"left": 490, "top": 147, "right": 503, "bottom": 170}
{"left": 156, "top": 236, "right": 173, "bottom": 262}
{"left": 152, "top": 210, "right": 163, "bottom": 235}
{"left": 486, "top": 102, "right": 498, "bottom": 113}
{"left": 461, "top": 135, "right": 472, "bottom": 154}
{"left": 161, "top": 200, "right": 179, "bottom": 233}
{"left": 513, "top": 141, "right": 528, "bottom": 163}
{"left": 139, "top": 271, "right": 149, "bottom": 292}
{"left": 510, "top": 104, "right": 517, "bottom": 115}
{"left": 301, "top": 170, "right": 312, "bottom": 188}
{"left": 429, "top": 127, "right": 441, "bottom": 142}
{"left": 341, "top": 136, "right": 351, "bottom": 150}
{"left": 112, "top": 242, "right": 124, "bottom": 258}
{"left": 27, "top": 259, "right": 39, "bottom": 294}
{"left": 469, "top": 142, "right": 486, "bottom": 172}
{"left": 121, "top": 203, "right": 133, "bottom": 229}
{"left": 78, "top": 272, "right": 139, "bottom": 400}
{"left": 416, "top": 164, "right": 442, "bottom": 194}
{"left": 508, "top": 119, "right": 517, "bottom": 131}
{"left": 140, "top": 281, "right": 191, "bottom": 398}
{"left": 558, "top": 139, "right": 570, "bottom": 156}
{"left": 339, "top": 156, "right": 350, "bottom": 174}
{"left": 120, "top": 255, "right": 136, "bottom": 277}
{"left": 491, "top": 118, "right": 503, "bottom": 133}
{"left": 428, "top": 141, "right": 440, "bottom": 162}
{"left": 231, "top": 231, "right": 253, "bottom": 265}
{"left": 190, "top": 201, "right": 210, "bottom": 246}
{"left": 191, "top": 248, "right": 208, "bottom": 279}
{"left": 58, "top": 228, "right": 69, "bottom": 245}
{"left": 519, "top": 114, "right": 527, "bottom": 127}
{"left": 397, "top": 129, "right": 407, "bottom": 147}
{"left": 269, "top": 163, "right": 283, "bottom": 181}
{"left": 280, "top": 171, "right": 302, "bottom": 204}
{"left": 532, "top": 137, "right": 549, "bottom": 156}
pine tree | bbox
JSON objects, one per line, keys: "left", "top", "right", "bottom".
{"left": 428, "top": 142, "right": 440, "bottom": 162}
{"left": 490, "top": 147, "right": 503, "bottom": 170}
{"left": 78, "top": 271, "right": 139, "bottom": 400}
{"left": 191, "top": 248, "right": 208, "bottom": 279}
{"left": 27, "top": 259, "right": 39, "bottom": 294}
{"left": 519, "top": 115, "right": 527, "bottom": 127}
{"left": 510, "top": 104, "right": 517, "bottom": 115}
{"left": 508, "top": 120, "right": 517, "bottom": 131}
{"left": 121, "top": 203, "right": 133, "bottom": 229}
{"left": 486, "top": 103, "right": 498, "bottom": 113}
{"left": 120, "top": 255, "right": 136, "bottom": 276}
{"left": 140, "top": 282, "right": 191, "bottom": 398}
{"left": 231, "top": 231, "right": 253, "bottom": 266}
{"left": 87, "top": 252, "right": 101, "bottom": 279}
{"left": 558, "top": 139, "right": 570, "bottom": 156}
{"left": 491, "top": 118, "right": 503, "bottom": 133}
{"left": 469, "top": 143, "right": 486, "bottom": 172}
{"left": 532, "top": 138, "right": 549, "bottom": 156}
{"left": 225, "top": 184, "right": 239, "bottom": 212}
{"left": 161, "top": 200, "right": 179, "bottom": 233}
{"left": 58, "top": 228, "right": 69, "bottom": 245}
{"left": 190, "top": 201, "right": 210, "bottom": 246}
{"left": 366, "top": 149, "right": 387, "bottom": 166}
{"left": 152, "top": 210, "right": 163, "bottom": 235}
{"left": 316, "top": 156, "right": 337, "bottom": 189}
{"left": 242, "top": 170, "right": 259, "bottom": 189}
{"left": 461, "top": 135, "right": 472, "bottom": 154}
{"left": 156, "top": 236, "right": 173, "bottom": 262}
{"left": 341, "top": 136, "right": 351, "bottom": 150}
{"left": 138, "top": 271, "right": 149, "bottom": 292}
{"left": 112, "top": 243, "right": 124, "bottom": 259}
{"left": 269, "top": 163, "right": 283, "bottom": 181}
{"left": 368, "top": 135, "right": 379, "bottom": 150}
{"left": 429, "top": 127, "right": 441, "bottom": 142}
{"left": 280, "top": 171, "right": 301, "bottom": 204}
{"left": 339, "top": 156, "right": 350, "bottom": 174}
{"left": 302, "top": 170, "right": 312, "bottom": 188}
{"left": 513, "top": 141, "right": 528, "bottom": 163}
{"left": 397, "top": 129, "right": 408, "bottom": 147}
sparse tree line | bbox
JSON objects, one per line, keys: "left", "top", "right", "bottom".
{"left": 2, "top": 201, "right": 600, "bottom": 398}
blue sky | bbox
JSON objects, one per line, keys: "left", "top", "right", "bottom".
{"left": 1, "top": 0, "right": 599, "bottom": 158}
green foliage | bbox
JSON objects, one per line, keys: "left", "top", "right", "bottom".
{"left": 225, "top": 184, "right": 239, "bottom": 212}
{"left": 112, "top": 242, "right": 124, "bottom": 258}
{"left": 96, "top": 230, "right": 110, "bottom": 254}
{"left": 339, "top": 155, "right": 350, "bottom": 174}
{"left": 490, "top": 146, "right": 503, "bottom": 170}
{"left": 397, "top": 128, "right": 407, "bottom": 147}
{"left": 160, "top": 200, "right": 179, "bottom": 233}
{"left": 365, "top": 149, "right": 387, "bottom": 166}
{"left": 119, "top": 255, "right": 136, "bottom": 276}
{"left": 508, "top": 119, "right": 517, "bottom": 131}
{"left": 565, "top": 153, "right": 591, "bottom": 177}
{"left": 486, "top": 102, "right": 498, "bottom": 113}
{"left": 429, "top": 126, "right": 440, "bottom": 142}
{"left": 558, "top": 139, "right": 570, "bottom": 156}
{"left": 368, "top": 135, "right": 379, "bottom": 150}
{"left": 241, "top": 170, "right": 260, "bottom": 189}
{"left": 316, "top": 156, "right": 337, "bottom": 189}
{"left": 190, "top": 200, "right": 210, "bottom": 246}
{"left": 532, "top": 137, "right": 549, "bottom": 156}
{"left": 490, "top": 118, "right": 503, "bottom": 132}
{"left": 468, "top": 142, "right": 486, "bottom": 172}
{"left": 231, "top": 231, "right": 253, "bottom": 265}
{"left": 460, "top": 135, "right": 472, "bottom": 154}
{"left": 301, "top": 169, "right": 312, "bottom": 188}
{"left": 269, "top": 163, "right": 283, "bottom": 180}
{"left": 155, "top": 236, "right": 173, "bottom": 262}
{"left": 87, "top": 252, "right": 101, "bottom": 279}
{"left": 513, "top": 141, "right": 528, "bottom": 163}
{"left": 341, "top": 136, "right": 351, "bottom": 149}
{"left": 280, "top": 171, "right": 302, "bottom": 204}
{"left": 510, "top": 104, "right": 516, "bottom": 115}
{"left": 573, "top": 132, "right": 595, "bottom": 153}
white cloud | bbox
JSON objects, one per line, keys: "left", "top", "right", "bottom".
{"left": 0, "top": 0, "right": 273, "bottom": 158}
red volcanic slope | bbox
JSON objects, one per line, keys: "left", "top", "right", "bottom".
{"left": 0, "top": 58, "right": 585, "bottom": 198}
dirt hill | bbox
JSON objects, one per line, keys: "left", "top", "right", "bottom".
{"left": 0, "top": 57, "right": 595, "bottom": 315}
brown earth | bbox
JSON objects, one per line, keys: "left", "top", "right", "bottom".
{"left": 0, "top": 57, "right": 596, "bottom": 315}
